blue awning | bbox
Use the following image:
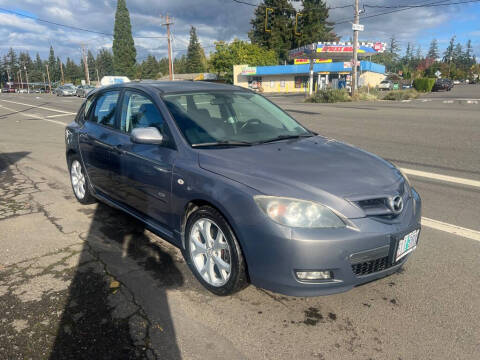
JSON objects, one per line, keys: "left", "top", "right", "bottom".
{"left": 248, "top": 61, "right": 385, "bottom": 76}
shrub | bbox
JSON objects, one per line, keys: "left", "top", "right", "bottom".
{"left": 305, "top": 89, "right": 351, "bottom": 103}
{"left": 382, "top": 89, "right": 419, "bottom": 101}
{"left": 413, "top": 78, "right": 435, "bottom": 92}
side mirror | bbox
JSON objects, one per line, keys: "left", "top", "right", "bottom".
{"left": 131, "top": 127, "right": 164, "bottom": 145}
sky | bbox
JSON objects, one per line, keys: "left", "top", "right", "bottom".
{"left": 0, "top": 0, "right": 479, "bottom": 63}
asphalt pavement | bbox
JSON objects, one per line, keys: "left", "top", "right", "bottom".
{"left": 0, "top": 85, "right": 479, "bottom": 360}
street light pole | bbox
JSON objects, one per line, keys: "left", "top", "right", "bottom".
{"left": 24, "top": 65, "right": 30, "bottom": 93}
{"left": 352, "top": 0, "right": 359, "bottom": 96}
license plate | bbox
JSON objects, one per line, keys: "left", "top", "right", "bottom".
{"left": 396, "top": 229, "right": 419, "bottom": 262}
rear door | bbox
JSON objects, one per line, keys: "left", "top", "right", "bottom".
{"left": 78, "top": 90, "right": 125, "bottom": 201}
{"left": 115, "top": 90, "right": 177, "bottom": 228}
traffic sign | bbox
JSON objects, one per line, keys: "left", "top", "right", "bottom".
{"left": 352, "top": 24, "right": 364, "bottom": 31}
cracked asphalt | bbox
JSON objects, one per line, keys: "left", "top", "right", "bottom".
{"left": 0, "top": 88, "right": 479, "bottom": 360}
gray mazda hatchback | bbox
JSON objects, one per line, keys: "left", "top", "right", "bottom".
{"left": 65, "top": 81, "right": 421, "bottom": 296}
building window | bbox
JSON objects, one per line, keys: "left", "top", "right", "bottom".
{"left": 248, "top": 76, "right": 262, "bottom": 89}
{"left": 280, "top": 80, "right": 285, "bottom": 88}
{"left": 295, "top": 76, "right": 309, "bottom": 89}
{"left": 270, "top": 80, "right": 275, "bottom": 88}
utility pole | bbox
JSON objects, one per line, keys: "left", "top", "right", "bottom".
{"left": 42, "top": 73, "right": 46, "bottom": 90}
{"left": 46, "top": 64, "right": 52, "bottom": 93}
{"left": 162, "top": 15, "right": 174, "bottom": 81}
{"left": 24, "top": 65, "right": 30, "bottom": 93}
{"left": 60, "top": 61, "right": 65, "bottom": 85}
{"left": 96, "top": 68, "right": 100, "bottom": 83}
{"left": 18, "top": 70, "right": 24, "bottom": 90}
{"left": 81, "top": 45, "right": 90, "bottom": 85}
{"left": 352, "top": 0, "right": 359, "bottom": 96}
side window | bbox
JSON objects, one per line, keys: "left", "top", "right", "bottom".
{"left": 120, "top": 91, "right": 165, "bottom": 134}
{"left": 91, "top": 91, "right": 120, "bottom": 128}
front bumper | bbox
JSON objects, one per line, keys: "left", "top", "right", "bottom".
{"left": 239, "top": 188, "right": 422, "bottom": 297}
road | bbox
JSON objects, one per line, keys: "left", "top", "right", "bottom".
{"left": 0, "top": 85, "right": 479, "bottom": 360}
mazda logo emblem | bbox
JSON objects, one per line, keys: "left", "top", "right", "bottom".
{"left": 388, "top": 195, "right": 403, "bottom": 214}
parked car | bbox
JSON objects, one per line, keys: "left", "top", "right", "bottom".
{"left": 432, "top": 78, "right": 453, "bottom": 91}
{"left": 17, "top": 88, "right": 28, "bottom": 94}
{"left": 378, "top": 80, "right": 393, "bottom": 91}
{"left": 55, "top": 84, "right": 77, "bottom": 96}
{"left": 76, "top": 85, "right": 96, "bottom": 98}
{"left": 2, "top": 87, "right": 16, "bottom": 93}
{"left": 65, "top": 81, "right": 421, "bottom": 296}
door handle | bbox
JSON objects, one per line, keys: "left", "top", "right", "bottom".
{"left": 113, "top": 144, "right": 126, "bottom": 155}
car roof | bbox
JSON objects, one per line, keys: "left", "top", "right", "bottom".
{"left": 96, "top": 80, "right": 249, "bottom": 95}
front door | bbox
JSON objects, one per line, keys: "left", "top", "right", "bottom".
{"left": 78, "top": 90, "right": 125, "bottom": 201}
{"left": 116, "top": 90, "right": 177, "bottom": 228}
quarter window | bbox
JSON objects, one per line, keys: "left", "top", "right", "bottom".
{"left": 91, "top": 91, "right": 120, "bottom": 128}
{"left": 120, "top": 91, "right": 166, "bottom": 134}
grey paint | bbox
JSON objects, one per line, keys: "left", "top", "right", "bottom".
{"left": 66, "top": 81, "right": 421, "bottom": 296}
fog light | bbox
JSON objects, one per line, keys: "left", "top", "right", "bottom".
{"left": 296, "top": 270, "right": 332, "bottom": 281}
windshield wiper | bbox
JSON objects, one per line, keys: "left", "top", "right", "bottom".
{"left": 192, "top": 140, "right": 252, "bottom": 148}
{"left": 256, "top": 133, "right": 315, "bottom": 144}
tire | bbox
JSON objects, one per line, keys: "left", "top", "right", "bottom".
{"left": 184, "top": 206, "right": 247, "bottom": 296}
{"left": 68, "top": 155, "right": 96, "bottom": 204}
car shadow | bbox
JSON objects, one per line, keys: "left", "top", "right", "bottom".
{"left": 49, "top": 202, "right": 184, "bottom": 359}
{"left": 0, "top": 151, "right": 30, "bottom": 171}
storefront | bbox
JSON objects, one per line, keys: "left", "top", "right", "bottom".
{"left": 233, "top": 60, "right": 386, "bottom": 93}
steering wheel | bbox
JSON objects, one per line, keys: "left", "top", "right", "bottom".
{"left": 240, "top": 118, "right": 262, "bottom": 131}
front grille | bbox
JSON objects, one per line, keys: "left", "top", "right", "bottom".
{"left": 351, "top": 256, "right": 389, "bottom": 276}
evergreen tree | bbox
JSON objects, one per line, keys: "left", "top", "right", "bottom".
{"left": 186, "top": 26, "right": 207, "bottom": 73}
{"left": 453, "top": 43, "right": 463, "bottom": 63}
{"left": 296, "top": 0, "right": 336, "bottom": 46}
{"left": 249, "top": 0, "right": 296, "bottom": 62}
{"left": 112, "top": 0, "right": 137, "bottom": 78}
{"left": 141, "top": 55, "right": 159, "bottom": 79}
{"left": 65, "top": 57, "right": 81, "bottom": 84}
{"left": 48, "top": 46, "right": 57, "bottom": 82}
{"left": 174, "top": 55, "right": 188, "bottom": 74}
{"left": 157, "top": 57, "right": 169, "bottom": 77}
{"left": 427, "top": 39, "right": 439, "bottom": 59}
{"left": 96, "top": 49, "right": 114, "bottom": 78}
{"left": 87, "top": 50, "right": 97, "bottom": 81}
{"left": 443, "top": 36, "right": 455, "bottom": 63}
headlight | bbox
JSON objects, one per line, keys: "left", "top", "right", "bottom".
{"left": 254, "top": 196, "right": 345, "bottom": 229}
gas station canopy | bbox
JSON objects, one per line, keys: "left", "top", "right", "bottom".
{"left": 289, "top": 42, "right": 387, "bottom": 61}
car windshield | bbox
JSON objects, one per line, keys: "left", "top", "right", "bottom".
{"left": 65, "top": 85, "right": 76, "bottom": 89}
{"left": 163, "top": 91, "right": 311, "bottom": 146}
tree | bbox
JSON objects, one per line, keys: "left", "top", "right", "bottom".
{"left": 249, "top": 0, "right": 295, "bottom": 62}
{"left": 112, "top": 0, "right": 136, "bottom": 78}
{"left": 443, "top": 36, "right": 455, "bottom": 63}
{"left": 210, "top": 39, "right": 278, "bottom": 83}
{"left": 96, "top": 49, "right": 114, "bottom": 78}
{"left": 427, "top": 39, "right": 439, "bottom": 60}
{"left": 186, "top": 26, "right": 207, "bottom": 73}
{"left": 87, "top": 50, "right": 97, "bottom": 81}
{"left": 140, "top": 55, "right": 159, "bottom": 79}
{"left": 296, "top": 0, "right": 337, "bottom": 46}
{"left": 65, "top": 58, "right": 81, "bottom": 84}
{"left": 47, "top": 46, "right": 58, "bottom": 83}
{"left": 173, "top": 55, "right": 188, "bottom": 74}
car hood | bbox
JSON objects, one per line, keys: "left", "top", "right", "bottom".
{"left": 198, "top": 136, "right": 405, "bottom": 218}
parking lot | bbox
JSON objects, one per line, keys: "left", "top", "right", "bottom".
{"left": 0, "top": 85, "right": 479, "bottom": 359}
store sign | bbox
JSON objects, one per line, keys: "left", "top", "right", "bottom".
{"left": 241, "top": 66, "right": 257, "bottom": 75}
{"left": 343, "top": 62, "right": 352, "bottom": 69}
{"left": 294, "top": 59, "right": 332, "bottom": 65}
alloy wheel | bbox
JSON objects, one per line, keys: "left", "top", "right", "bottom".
{"left": 189, "top": 218, "right": 232, "bottom": 287}
{"left": 70, "top": 160, "right": 86, "bottom": 199}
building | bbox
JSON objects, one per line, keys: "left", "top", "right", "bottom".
{"left": 233, "top": 61, "right": 386, "bottom": 93}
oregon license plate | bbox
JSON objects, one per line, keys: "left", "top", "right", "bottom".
{"left": 396, "top": 229, "right": 419, "bottom": 262}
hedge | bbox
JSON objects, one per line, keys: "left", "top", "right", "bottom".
{"left": 413, "top": 78, "right": 436, "bottom": 92}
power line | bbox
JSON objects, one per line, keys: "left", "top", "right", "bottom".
{"left": 231, "top": 0, "right": 352, "bottom": 11}
{"left": 331, "top": 0, "right": 480, "bottom": 25}
{"left": 0, "top": 7, "right": 168, "bottom": 39}
{"left": 363, "top": 0, "right": 480, "bottom": 8}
